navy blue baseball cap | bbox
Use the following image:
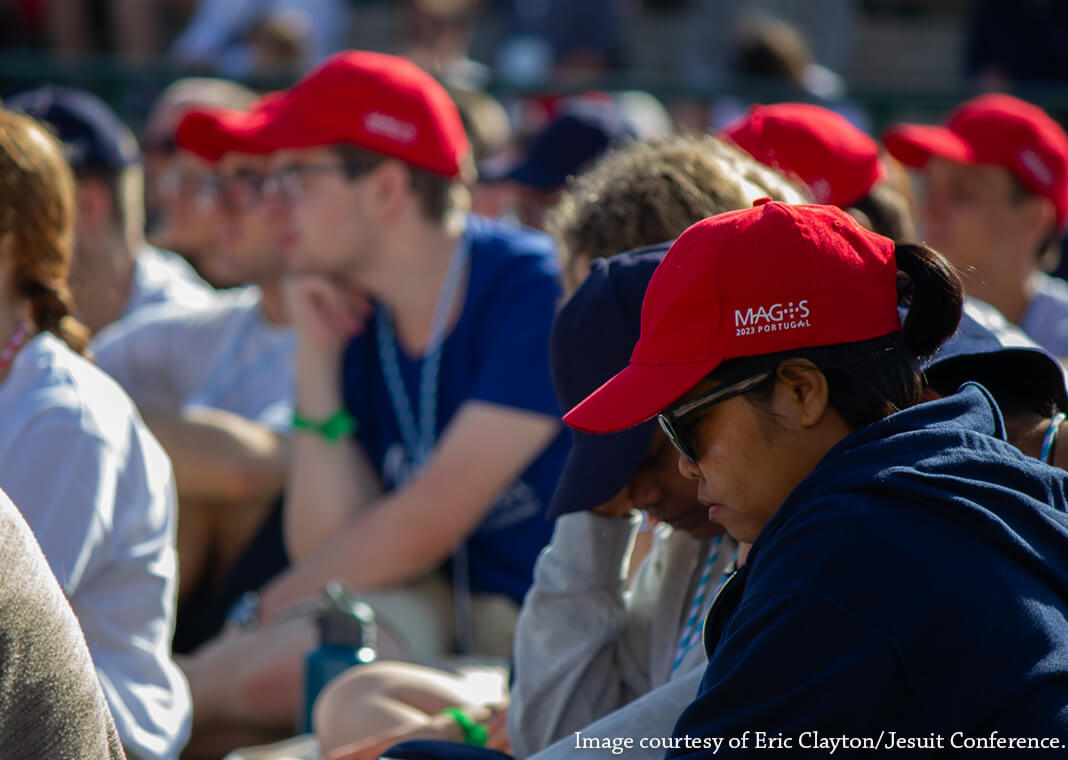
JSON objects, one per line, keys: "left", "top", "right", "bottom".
{"left": 547, "top": 243, "right": 670, "bottom": 518}
{"left": 7, "top": 86, "right": 140, "bottom": 172}
{"left": 483, "top": 105, "right": 633, "bottom": 191}
{"left": 381, "top": 740, "right": 514, "bottom": 760}
{"left": 922, "top": 298, "right": 1068, "bottom": 413}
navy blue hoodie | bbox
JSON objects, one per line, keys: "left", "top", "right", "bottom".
{"left": 669, "top": 384, "right": 1068, "bottom": 757}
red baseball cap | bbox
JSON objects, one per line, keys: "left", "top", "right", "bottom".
{"left": 182, "top": 50, "right": 470, "bottom": 178}
{"left": 563, "top": 200, "right": 901, "bottom": 434}
{"left": 175, "top": 93, "right": 285, "bottom": 162}
{"left": 883, "top": 94, "right": 1068, "bottom": 226}
{"left": 723, "top": 103, "right": 885, "bottom": 208}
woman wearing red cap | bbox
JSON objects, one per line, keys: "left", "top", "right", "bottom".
{"left": 565, "top": 200, "right": 1068, "bottom": 749}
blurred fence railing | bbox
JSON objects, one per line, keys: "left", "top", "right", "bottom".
{"left": 2, "top": 49, "right": 1067, "bottom": 133}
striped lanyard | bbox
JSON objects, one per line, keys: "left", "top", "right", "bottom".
{"left": 376, "top": 231, "right": 469, "bottom": 472}
{"left": 376, "top": 231, "right": 472, "bottom": 651}
{"left": 671, "top": 535, "right": 736, "bottom": 678}
{"left": 0, "top": 322, "right": 31, "bottom": 376}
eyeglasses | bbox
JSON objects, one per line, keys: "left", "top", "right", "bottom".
{"left": 263, "top": 161, "right": 378, "bottom": 204}
{"left": 658, "top": 371, "right": 772, "bottom": 463}
{"left": 199, "top": 170, "right": 267, "bottom": 212}
{"left": 159, "top": 164, "right": 209, "bottom": 199}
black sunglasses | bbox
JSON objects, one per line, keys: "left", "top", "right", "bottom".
{"left": 658, "top": 371, "right": 772, "bottom": 463}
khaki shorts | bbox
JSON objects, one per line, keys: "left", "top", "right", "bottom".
{"left": 360, "top": 573, "right": 518, "bottom": 662}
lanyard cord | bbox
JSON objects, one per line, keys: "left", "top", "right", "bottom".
{"left": 671, "top": 536, "right": 735, "bottom": 678}
{"left": 376, "top": 231, "right": 472, "bottom": 652}
{"left": 0, "top": 322, "right": 31, "bottom": 376}
{"left": 1040, "top": 412, "right": 1066, "bottom": 464}
{"left": 376, "top": 231, "right": 469, "bottom": 471}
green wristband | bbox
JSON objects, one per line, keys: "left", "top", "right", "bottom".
{"left": 291, "top": 408, "right": 358, "bottom": 443}
{"left": 440, "top": 707, "right": 488, "bottom": 747}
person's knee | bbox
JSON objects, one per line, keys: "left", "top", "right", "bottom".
{"left": 314, "top": 660, "right": 398, "bottom": 725}
{"left": 313, "top": 662, "right": 396, "bottom": 750}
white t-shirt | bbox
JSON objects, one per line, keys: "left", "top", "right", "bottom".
{"left": 93, "top": 287, "right": 295, "bottom": 433}
{"left": 1022, "top": 272, "right": 1068, "bottom": 360}
{"left": 0, "top": 332, "right": 192, "bottom": 760}
{"left": 123, "top": 245, "right": 216, "bottom": 321}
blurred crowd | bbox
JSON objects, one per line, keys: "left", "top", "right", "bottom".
{"left": 0, "top": 2, "right": 1067, "bottom": 760}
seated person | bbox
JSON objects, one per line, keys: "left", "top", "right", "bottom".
{"left": 171, "top": 51, "right": 568, "bottom": 759}
{"left": 883, "top": 94, "right": 1068, "bottom": 356}
{"left": 0, "top": 107, "right": 190, "bottom": 760}
{"left": 566, "top": 201, "right": 1068, "bottom": 752}
{"left": 141, "top": 77, "right": 258, "bottom": 286}
{"left": 310, "top": 133, "right": 811, "bottom": 760}
{"left": 8, "top": 86, "right": 216, "bottom": 338}
{"left": 93, "top": 99, "right": 296, "bottom": 655}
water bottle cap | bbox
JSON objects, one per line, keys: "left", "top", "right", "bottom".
{"left": 317, "top": 582, "right": 377, "bottom": 651}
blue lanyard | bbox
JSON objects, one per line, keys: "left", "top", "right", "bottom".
{"left": 671, "top": 536, "right": 736, "bottom": 678}
{"left": 375, "top": 231, "right": 469, "bottom": 473}
{"left": 375, "top": 230, "right": 473, "bottom": 652}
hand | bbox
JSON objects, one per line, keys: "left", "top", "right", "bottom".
{"left": 484, "top": 704, "right": 511, "bottom": 753}
{"left": 283, "top": 273, "right": 372, "bottom": 353}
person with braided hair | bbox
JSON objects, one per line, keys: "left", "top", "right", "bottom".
{"left": 0, "top": 108, "right": 192, "bottom": 760}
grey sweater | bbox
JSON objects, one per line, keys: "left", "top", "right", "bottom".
{"left": 509, "top": 512, "right": 736, "bottom": 759}
{"left": 0, "top": 488, "right": 126, "bottom": 759}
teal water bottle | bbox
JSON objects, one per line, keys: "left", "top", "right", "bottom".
{"left": 300, "top": 582, "right": 377, "bottom": 734}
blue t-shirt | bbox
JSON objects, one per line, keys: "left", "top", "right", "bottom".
{"left": 341, "top": 215, "right": 569, "bottom": 605}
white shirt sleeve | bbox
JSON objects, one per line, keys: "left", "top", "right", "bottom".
{"left": 2, "top": 406, "right": 191, "bottom": 760}
{"left": 93, "top": 304, "right": 218, "bottom": 413}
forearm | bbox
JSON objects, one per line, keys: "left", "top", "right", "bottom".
{"left": 284, "top": 344, "right": 381, "bottom": 562}
{"left": 509, "top": 512, "right": 646, "bottom": 757}
{"left": 272, "top": 399, "right": 561, "bottom": 619}
{"left": 142, "top": 407, "right": 288, "bottom": 505}
{"left": 262, "top": 498, "right": 462, "bottom": 619}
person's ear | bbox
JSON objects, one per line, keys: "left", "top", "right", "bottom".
{"left": 772, "top": 359, "right": 830, "bottom": 429}
{"left": 1016, "top": 195, "right": 1056, "bottom": 256}
{"left": 368, "top": 160, "right": 411, "bottom": 222}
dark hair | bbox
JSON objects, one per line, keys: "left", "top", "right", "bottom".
{"left": 716, "top": 242, "right": 963, "bottom": 431}
{"left": 76, "top": 164, "right": 144, "bottom": 242}
{"left": 333, "top": 143, "right": 469, "bottom": 223}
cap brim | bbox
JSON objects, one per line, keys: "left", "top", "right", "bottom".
{"left": 563, "top": 359, "right": 719, "bottom": 434}
{"left": 547, "top": 421, "right": 654, "bottom": 518}
{"left": 175, "top": 106, "right": 277, "bottom": 161}
{"left": 883, "top": 124, "right": 975, "bottom": 168}
{"left": 176, "top": 91, "right": 301, "bottom": 160}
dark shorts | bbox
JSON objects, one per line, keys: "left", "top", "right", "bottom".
{"left": 172, "top": 495, "right": 289, "bottom": 655}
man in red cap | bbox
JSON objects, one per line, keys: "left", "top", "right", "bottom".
{"left": 175, "top": 50, "right": 568, "bottom": 754}
{"left": 95, "top": 94, "right": 299, "bottom": 668}
{"left": 884, "top": 93, "right": 1068, "bottom": 357}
